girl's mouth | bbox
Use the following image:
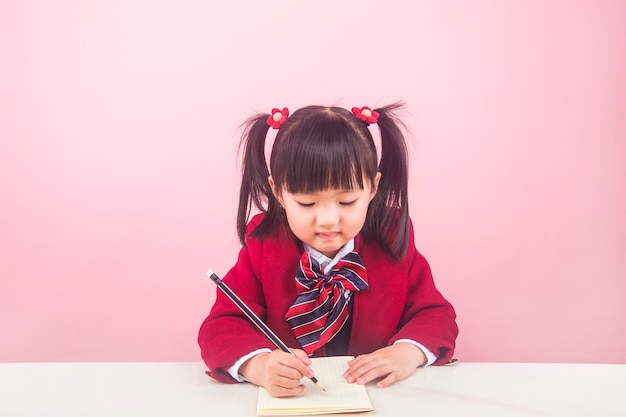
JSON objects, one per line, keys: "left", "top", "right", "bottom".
{"left": 317, "top": 231, "right": 339, "bottom": 239}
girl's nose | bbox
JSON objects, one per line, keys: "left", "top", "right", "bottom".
{"left": 316, "top": 205, "right": 339, "bottom": 226}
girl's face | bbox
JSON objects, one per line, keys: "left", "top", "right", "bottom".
{"left": 270, "top": 174, "right": 380, "bottom": 258}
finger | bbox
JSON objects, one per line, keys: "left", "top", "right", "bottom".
{"left": 344, "top": 356, "right": 377, "bottom": 383}
{"left": 267, "top": 383, "right": 305, "bottom": 398}
{"left": 348, "top": 357, "right": 396, "bottom": 385}
{"left": 265, "top": 367, "right": 307, "bottom": 394}
{"left": 285, "top": 352, "right": 314, "bottom": 379}
{"left": 376, "top": 372, "right": 399, "bottom": 388}
{"left": 266, "top": 353, "right": 307, "bottom": 381}
{"left": 274, "top": 364, "right": 307, "bottom": 382}
{"left": 292, "top": 349, "right": 312, "bottom": 366}
{"left": 273, "top": 373, "right": 306, "bottom": 389}
{"left": 354, "top": 366, "right": 387, "bottom": 385}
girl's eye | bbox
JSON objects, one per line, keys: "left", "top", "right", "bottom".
{"left": 297, "top": 202, "right": 315, "bottom": 207}
{"left": 339, "top": 200, "right": 357, "bottom": 206}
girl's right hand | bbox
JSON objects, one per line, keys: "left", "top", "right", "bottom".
{"left": 240, "top": 349, "right": 314, "bottom": 397}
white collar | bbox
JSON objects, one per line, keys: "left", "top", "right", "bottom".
{"left": 303, "top": 239, "right": 355, "bottom": 274}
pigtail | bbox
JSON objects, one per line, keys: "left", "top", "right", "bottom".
{"left": 236, "top": 114, "right": 273, "bottom": 245}
{"left": 366, "top": 102, "right": 410, "bottom": 258}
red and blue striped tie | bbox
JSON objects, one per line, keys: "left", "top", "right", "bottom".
{"left": 285, "top": 251, "right": 368, "bottom": 355}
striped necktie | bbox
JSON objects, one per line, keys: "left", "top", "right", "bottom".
{"left": 285, "top": 251, "right": 368, "bottom": 355}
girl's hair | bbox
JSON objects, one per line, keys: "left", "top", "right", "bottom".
{"left": 236, "top": 102, "right": 410, "bottom": 259}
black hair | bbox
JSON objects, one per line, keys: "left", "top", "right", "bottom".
{"left": 236, "top": 102, "right": 410, "bottom": 259}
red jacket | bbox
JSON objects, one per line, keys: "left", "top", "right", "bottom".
{"left": 198, "top": 214, "right": 458, "bottom": 383}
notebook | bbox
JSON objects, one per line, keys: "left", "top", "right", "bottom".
{"left": 256, "top": 356, "right": 374, "bottom": 416}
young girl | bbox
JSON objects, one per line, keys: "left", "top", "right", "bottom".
{"left": 198, "top": 103, "right": 458, "bottom": 397}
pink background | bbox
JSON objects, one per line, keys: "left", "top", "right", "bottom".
{"left": 1, "top": 1, "right": 625, "bottom": 364}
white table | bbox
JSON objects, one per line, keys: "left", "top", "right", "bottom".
{"left": 1, "top": 362, "right": 624, "bottom": 416}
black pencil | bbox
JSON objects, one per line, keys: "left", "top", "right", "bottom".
{"left": 206, "top": 270, "right": 326, "bottom": 391}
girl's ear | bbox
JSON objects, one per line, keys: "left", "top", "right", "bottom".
{"left": 369, "top": 172, "right": 382, "bottom": 201}
{"left": 268, "top": 176, "right": 283, "bottom": 206}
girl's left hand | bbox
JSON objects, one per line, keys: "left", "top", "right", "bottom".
{"left": 343, "top": 343, "right": 426, "bottom": 388}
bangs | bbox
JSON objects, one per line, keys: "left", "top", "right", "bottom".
{"left": 269, "top": 109, "right": 377, "bottom": 193}
{"left": 283, "top": 142, "right": 366, "bottom": 193}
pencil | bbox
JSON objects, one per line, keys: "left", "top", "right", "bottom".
{"left": 206, "top": 270, "right": 326, "bottom": 391}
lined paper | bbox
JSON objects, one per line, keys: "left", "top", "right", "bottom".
{"left": 257, "top": 356, "right": 373, "bottom": 416}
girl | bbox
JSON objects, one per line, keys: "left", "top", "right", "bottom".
{"left": 198, "top": 103, "right": 458, "bottom": 397}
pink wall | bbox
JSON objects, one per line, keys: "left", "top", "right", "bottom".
{"left": 1, "top": 1, "right": 625, "bottom": 363}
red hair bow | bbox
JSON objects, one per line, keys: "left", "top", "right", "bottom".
{"left": 266, "top": 107, "right": 289, "bottom": 129}
{"left": 351, "top": 106, "right": 379, "bottom": 124}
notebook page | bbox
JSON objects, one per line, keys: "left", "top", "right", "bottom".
{"left": 257, "top": 356, "right": 373, "bottom": 415}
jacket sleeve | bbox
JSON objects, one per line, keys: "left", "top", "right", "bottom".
{"left": 388, "top": 222, "right": 459, "bottom": 365}
{"left": 197, "top": 217, "right": 276, "bottom": 383}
